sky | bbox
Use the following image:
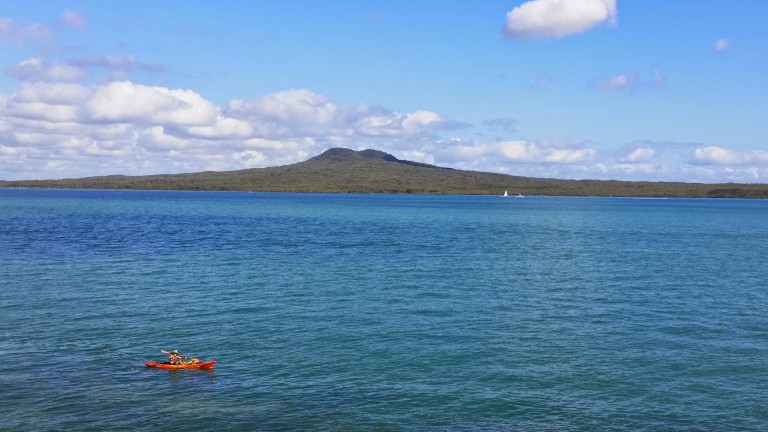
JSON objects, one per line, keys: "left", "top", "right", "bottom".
{"left": 0, "top": 0, "right": 766, "bottom": 183}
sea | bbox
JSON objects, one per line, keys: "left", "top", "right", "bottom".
{"left": 1, "top": 188, "right": 767, "bottom": 431}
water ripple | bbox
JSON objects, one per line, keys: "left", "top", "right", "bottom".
{"left": 2, "top": 190, "right": 767, "bottom": 430}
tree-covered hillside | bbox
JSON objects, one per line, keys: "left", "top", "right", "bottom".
{"left": 2, "top": 148, "right": 768, "bottom": 198}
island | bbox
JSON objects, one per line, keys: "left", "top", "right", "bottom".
{"left": 2, "top": 148, "right": 767, "bottom": 198}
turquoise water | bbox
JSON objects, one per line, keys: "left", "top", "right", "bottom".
{"left": 1, "top": 189, "right": 767, "bottom": 431}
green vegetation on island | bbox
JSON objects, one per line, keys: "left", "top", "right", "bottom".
{"left": 2, "top": 148, "right": 768, "bottom": 198}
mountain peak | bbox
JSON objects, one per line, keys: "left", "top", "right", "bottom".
{"left": 309, "top": 148, "right": 439, "bottom": 169}
{"left": 310, "top": 148, "right": 399, "bottom": 163}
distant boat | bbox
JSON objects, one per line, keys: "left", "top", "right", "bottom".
{"left": 514, "top": 194, "right": 525, "bottom": 198}
{"left": 503, "top": 190, "right": 508, "bottom": 197}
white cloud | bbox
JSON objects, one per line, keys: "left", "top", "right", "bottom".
{"left": 595, "top": 69, "right": 669, "bottom": 91}
{"left": 13, "top": 81, "right": 90, "bottom": 105}
{"left": 229, "top": 89, "right": 337, "bottom": 126}
{"left": 183, "top": 115, "right": 253, "bottom": 140}
{"left": 600, "top": 73, "right": 637, "bottom": 90}
{"left": 232, "top": 150, "right": 267, "bottom": 168}
{"left": 425, "top": 139, "right": 768, "bottom": 183}
{"left": 227, "top": 89, "right": 339, "bottom": 137}
{"left": 6, "top": 82, "right": 90, "bottom": 123}
{"left": 402, "top": 111, "right": 443, "bottom": 134}
{"left": 402, "top": 150, "right": 434, "bottom": 165}
{"left": 227, "top": 89, "right": 447, "bottom": 141}
{"left": 0, "top": 80, "right": 456, "bottom": 179}
{"left": 242, "top": 137, "right": 304, "bottom": 151}
{"left": 544, "top": 147, "right": 596, "bottom": 163}
{"left": 11, "top": 101, "right": 82, "bottom": 123}
{"left": 139, "top": 126, "right": 187, "bottom": 151}
{"left": 618, "top": 147, "right": 655, "bottom": 163}
{"left": 692, "top": 146, "right": 768, "bottom": 166}
{"left": 438, "top": 140, "right": 596, "bottom": 166}
{"left": 503, "top": 0, "right": 617, "bottom": 40}
{"left": 7, "top": 57, "right": 86, "bottom": 82}
{"left": 350, "top": 108, "right": 449, "bottom": 139}
{"left": 87, "top": 81, "right": 218, "bottom": 126}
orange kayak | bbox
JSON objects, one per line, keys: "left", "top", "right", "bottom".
{"left": 145, "top": 361, "right": 216, "bottom": 370}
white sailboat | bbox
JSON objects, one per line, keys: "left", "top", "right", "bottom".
{"left": 503, "top": 190, "right": 508, "bottom": 197}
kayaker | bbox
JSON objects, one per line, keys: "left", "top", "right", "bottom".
{"left": 168, "top": 350, "right": 183, "bottom": 365}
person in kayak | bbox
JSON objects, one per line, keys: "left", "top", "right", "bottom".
{"left": 168, "top": 350, "right": 183, "bottom": 365}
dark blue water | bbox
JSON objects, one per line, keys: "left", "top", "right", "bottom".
{"left": 2, "top": 189, "right": 767, "bottom": 431}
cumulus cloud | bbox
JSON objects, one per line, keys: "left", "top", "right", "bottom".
{"left": 141, "top": 126, "right": 179, "bottom": 148}
{"left": 2, "top": 73, "right": 762, "bottom": 184}
{"left": 227, "top": 89, "right": 339, "bottom": 137}
{"left": 692, "top": 146, "right": 768, "bottom": 166}
{"left": 87, "top": 81, "right": 219, "bottom": 126}
{"left": 226, "top": 89, "right": 447, "bottom": 141}
{"left": 6, "top": 82, "right": 90, "bottom": 123}
{"left": 183, "top": 115, "right": 253, "bottom": 140}
{"left": 431, "top": 138, "right": 765, "bottom": 183}
{"left": 618, "top": 147, "right": 655, "bottom": 163}
{"left": 439, "top": 140, "right": 596, "bottom": 167}
{"left": 500, "top": 140, "right": 596, "bottom": 163}
{"left": 503, "top": 0, "right": 617, "bottom": 40}
{"left": 0, "top": 81, "right": 456, "bottom": 179}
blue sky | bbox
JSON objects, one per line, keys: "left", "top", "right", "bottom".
{"left": 1, "top": 0, "right": 766, "bottom": 182}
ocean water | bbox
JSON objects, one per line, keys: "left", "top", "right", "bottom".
{"left": 1, "top": 189, "right": 767, "bottom": 431}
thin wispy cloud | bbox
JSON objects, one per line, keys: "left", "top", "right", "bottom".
{"left": 7, "top": 55, "right": 165, "bottom": 83}
{"left": 6, "top": 57, "right": 85, "bottom": 82}
{"left": 596, "top": 69, "right": 666, "bottom": 91}
{"left": 651, "top": 68, "right": 665, "bottom": 87}
{"left": 73, "top": 55, "right": 166, "bottom": 80}
{"left": 713, "top": 38, "right": 731, "bottom": 52}
{"left": 483, "top": 118, "right": 517, "bottom": 132}
{"left": 530, "top": 73, "right": 554, "bottom": 89}
{"left": 0, "top": 18, "right": 51, "bottom": 44}
{"left": 600, "top": 73, "right": 637, "bottom": 91}
{"left": 59, "top": 10, "right": 85, "bottom": 29}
